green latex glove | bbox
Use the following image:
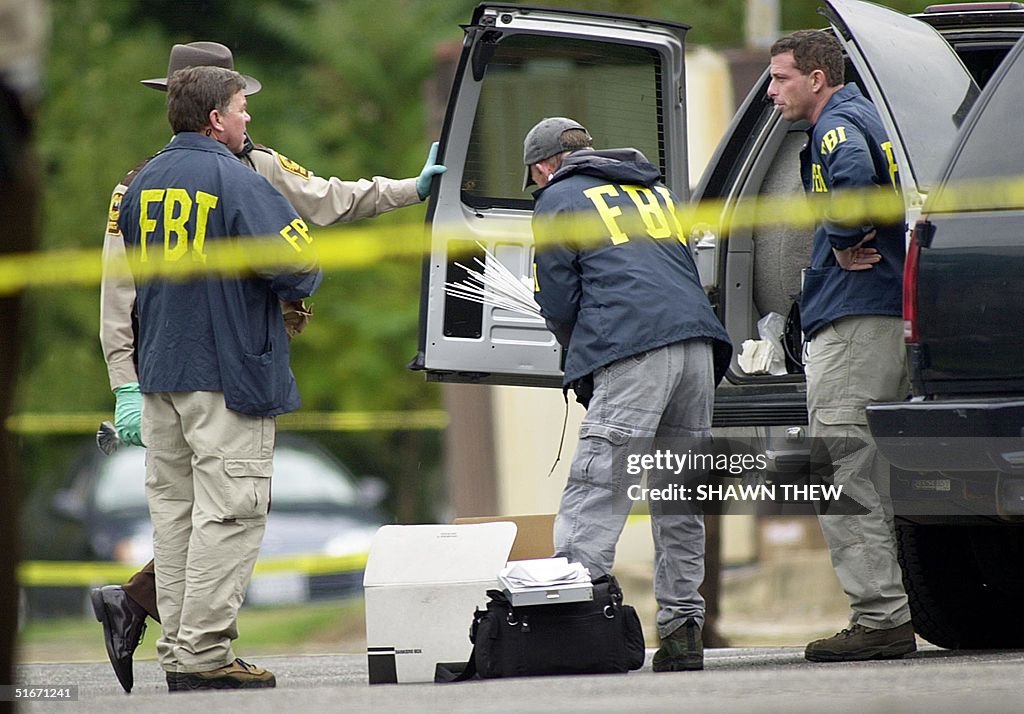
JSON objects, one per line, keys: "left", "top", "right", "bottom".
{"left": 416, "top": 141, "right": 447, "bottom": 200}
{"left": 113, "top": 382, "right": 144, "bottom": 447}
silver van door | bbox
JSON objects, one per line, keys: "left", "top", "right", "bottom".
{"left": 412, "top": 4, "right": 688, "bottom": 387}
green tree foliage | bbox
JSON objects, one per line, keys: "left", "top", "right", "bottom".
{"left": 16, "top": 2, "right": 180, "bottom": 515}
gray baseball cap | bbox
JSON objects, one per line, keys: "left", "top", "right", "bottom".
{"left": 522, "top": 117, "right": 591, "bottom": 190}
{"left": 141, "top": 42, "right": 262, "bottom": 95}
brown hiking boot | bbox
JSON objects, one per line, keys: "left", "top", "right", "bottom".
{"left": 170, "top": 658, "right": 276, "bottom": 691}
{"left": 805, "top": 621, "right": 916, "bottom": 662}
{"left": 652, "top": 618, "right": 704, "bottom": 672}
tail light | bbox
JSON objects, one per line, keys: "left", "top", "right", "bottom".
{"left": 904, "top": 219, "right": 933, "bottom": 343}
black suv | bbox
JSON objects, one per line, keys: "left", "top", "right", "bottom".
{"left": 867, "top": 34, "right": 1024, "bottom": 648}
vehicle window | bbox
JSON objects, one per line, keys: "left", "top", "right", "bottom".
{"left": 461, "top": 34, "right": 663, "bottom": 209}
{"left": 949, "top": 43, "right": 1014, "bottom": 88}
{"left": 942, "top": 39, "right": 1024, "bottom": 190}
{"left": 94, "top": 450, "right": 147, "bottom": 512}
{"left": 271, "top": 449, "right": 360, "bottom": 507}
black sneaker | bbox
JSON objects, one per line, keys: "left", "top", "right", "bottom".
{"left": 805, "top": 621, "right": 917, "bottom": 662}
{"left": 170, "top": 658, "right": 276, "bottom": 691}
{"left": 652, "top": 618, "right": 703, "bottom": 672}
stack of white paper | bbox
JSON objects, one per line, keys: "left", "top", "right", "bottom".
{"left": 499, "top": 557, "right": 590, "bottom": 588}
{"left": 498, "top": 558, "right": 593, "bottom": 605}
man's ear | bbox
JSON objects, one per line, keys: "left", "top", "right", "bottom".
{"left": 810, "top": 68, "right": 827, "bottom": 92}
{"left": 208, "top": 108, "right": 225, "bottom": 132}
{"left": 538, "top": 156, "right": 561, "bottom": 176}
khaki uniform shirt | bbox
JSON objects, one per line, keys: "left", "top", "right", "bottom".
{"left": 100, "top": 147, "right": 421, "bottom": 389}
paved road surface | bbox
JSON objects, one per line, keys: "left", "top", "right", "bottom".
{"left": 14, "top": 646, "right": 1024, "bottom": 712}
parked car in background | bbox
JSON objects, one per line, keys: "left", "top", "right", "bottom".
{"left": 45, "top": 434, "right": 386, "bottom": 610}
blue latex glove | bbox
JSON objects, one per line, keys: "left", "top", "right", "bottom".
{"left": 113, "top": 382, "right": 144, "bottom": 447}
{"left": 416, "top": 142, "right": 447, "bottom": 200}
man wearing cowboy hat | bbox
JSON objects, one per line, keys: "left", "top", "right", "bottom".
{"left": 92, "top": 41, "right": 445, "bottom": 693}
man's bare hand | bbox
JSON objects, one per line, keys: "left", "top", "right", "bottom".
{"left": 833, "top": 230, "right": 880, "bottom": 271}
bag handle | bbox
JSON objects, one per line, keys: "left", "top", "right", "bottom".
{"left": 436, "top": 603, "right": 495, "bottom": 683}
{"left": 434, "top": 653, "right": 478, "bottom": 683}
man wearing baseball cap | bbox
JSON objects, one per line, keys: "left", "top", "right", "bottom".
{"left": 92, "top": 41, "right": 445, "bottom": 693}
{"left": 526, "top": 117, "right": 732, "bottom": 673}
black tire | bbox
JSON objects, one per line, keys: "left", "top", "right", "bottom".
{"left": 897, "top": 523, "right": 1024, "bottom": 649}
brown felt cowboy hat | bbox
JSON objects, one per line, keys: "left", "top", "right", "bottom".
{"left": 141, "top": 41, "right": 262, "bottom": 95}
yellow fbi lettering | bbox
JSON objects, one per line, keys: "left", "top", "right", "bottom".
{"left": 812, "top": 138, "right": 899, "bottom": 193}
{"left": 819, "top": 126, "right": 847, "bottom": 155}
{"left": 811, "top": 164, "right": 828, "bottom": 193}
{"left": 138, "top": 188, "right": 219, "bottom": 263}
{"left": 881, "top": 140, "right": 899, "bottom": 188}
{"left": 582, "top": 184, "right": 686, "bottom": 245}
{"left": 280, "top": 218, "right": 312, "bottom": 252}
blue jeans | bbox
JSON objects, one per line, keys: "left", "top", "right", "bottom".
{"left": 554, "top": 339, "right": 714, "bottom": 637}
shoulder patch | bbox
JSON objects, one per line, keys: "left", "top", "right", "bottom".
{"left": 107, "top": 191, "right": 124, "bottom": 236}
{"left": 120, "top": 155, "right": 153, "bottom": 188}
{"left": 277, "top": 152, "right": 311, "bottom": 180}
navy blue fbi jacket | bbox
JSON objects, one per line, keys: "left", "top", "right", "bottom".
{"left": 799, "top": 84, "right": 904, "bottom": 339}
{"left": 532, "top": 148, "right": 732, "bottom": 387}
{"left": 118, "top": 132, "right": 323, "bottom": 417}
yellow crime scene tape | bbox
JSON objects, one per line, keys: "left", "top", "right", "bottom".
{"left": 18, "top": 552, "right": 369, "bottom": 587}
{"left": 0, "top": 175, "right": 1021, "bottom": 295}
{"left": 5, "top": 410, "right": 449, "bottom": 434}
{"left": 0, "top": 181, "right": 923, "bottom": 294}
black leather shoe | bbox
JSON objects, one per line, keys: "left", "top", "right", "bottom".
{"left": 91, "top": 585, "right": 148, "bottom": 693}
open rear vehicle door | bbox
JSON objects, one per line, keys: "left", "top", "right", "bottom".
{"left": 412, "top": 4, "right": 688, "bottom": 387}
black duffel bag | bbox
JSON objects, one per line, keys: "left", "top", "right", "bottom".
{"left": 436, "top": 575, "right": 645, "bottom": 681}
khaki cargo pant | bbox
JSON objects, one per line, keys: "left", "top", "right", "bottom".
{"left": 805, "top": 315, "right": 911, "bottom": 629}
{"left": 142, "top": 390, "right": 274, "bottom": 673}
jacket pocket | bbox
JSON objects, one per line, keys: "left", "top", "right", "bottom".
{"left": 224, "top": 348, "right": 281, "bottom": 416}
